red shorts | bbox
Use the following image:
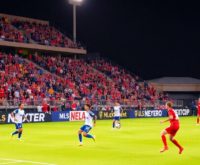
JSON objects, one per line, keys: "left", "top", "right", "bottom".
{"left": 165, "top": 124, "right": 179, "bottom": 136}
{"left": 198, "top": 109, "right": 200, "bottom": 116}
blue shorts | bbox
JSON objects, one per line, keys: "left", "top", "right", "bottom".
{"left": 80, "top": 125, "right": 92, "bottom": 133}
{"left": 114, "top": 116, "right": 120, "bottom": 121}
{"left": 15, "top": 123, "right": 23, "bottom": 129}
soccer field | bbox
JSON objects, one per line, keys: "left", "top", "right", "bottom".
{"left": 0, "top": 117, "right": 199, "bottom": 165}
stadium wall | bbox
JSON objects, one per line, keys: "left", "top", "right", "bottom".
{"left": 0, "top": 13, "right": 49, "bottom": 25}
{"left": 0, "top": 109, "right": 195, "bottom": 124}
{"left": 152, "top": 83, "right": 200, "bottom": 92}
{"left": 0, "top": 40, "right": 87, "bottom": 54}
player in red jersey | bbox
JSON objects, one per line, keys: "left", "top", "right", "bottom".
{"left": 160, "top": 102, "right": 184, "bottom": 154}
{"left": 197, "top": 98, "right": 200, "bottom": 125}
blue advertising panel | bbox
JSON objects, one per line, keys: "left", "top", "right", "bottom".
{"left": 51, "top": 111, "right": 70, "bottom": 122}
{"left": 134, "top": 110, "right": 168, "bottom": 118}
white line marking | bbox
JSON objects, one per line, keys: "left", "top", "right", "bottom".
{"left": 0, "top": 158, "right": 56, "bottom": 165}
{"left": 0, "top": 162, "right": 19, "bottom": 165}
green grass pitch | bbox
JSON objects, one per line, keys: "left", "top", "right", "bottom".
{"left": 0, "top": 117, "right": 199, "bottom": 165}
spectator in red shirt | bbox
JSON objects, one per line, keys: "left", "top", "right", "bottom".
{"left": 42, "top": 102, "right": 49, "bottom": 113}
{"left": 0, "top": 86, "right": 5, "bottom": 99}
{"left": 71, "top": 101, "right": 77, "bottom": 111}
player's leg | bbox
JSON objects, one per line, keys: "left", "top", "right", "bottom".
{"left": 82, "top": 126, "right": 95, "bottom": 141}
{"left": 197, "top": 114, "right": 200, "bottom": 125}
{"left": 160, "top": 129, "right": 168, "bottom": 153}
{"left": 82, "top": 131, "right": 95, "bottom": 142}
{"left": 117, "top": 118, "right": 121, "bottom": 128}
{"left": 78, "top": 129, "right": 83, "bottom": 145}
{"left": 12, "top": 130, "right": 19, "bottom": 136}
{"left": 12, "top": 124, "right": 19, "bottom": 136}
{"left": 169, "top": 135, "right": 184, "bottom": 154}
{"left": 113, "top": 119, "right": 116, "bottom": 128}
{"left": 18, "top": 127, "right": 23, "bottom": 139}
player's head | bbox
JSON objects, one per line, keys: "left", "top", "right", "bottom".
{"left": 165, "top": 101, "right": 173, "bottom": 110}
{"left": 84, "top": 104, "right": 91, "bottom": 111}
{"left": 19, "top": 103, "right": 24, "bottom": 110}
{"left": 114, "top": 101, "right": 120, "bottom": 106}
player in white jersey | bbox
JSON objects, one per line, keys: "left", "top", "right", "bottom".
{"left": 113, "top": 102, "right": 121, "bottom": 128}
{"left": 11, "top": 103, "right": 29, "bottom": 140}
{"left": 78, "top": 104, "right": 96, "bottom": 146}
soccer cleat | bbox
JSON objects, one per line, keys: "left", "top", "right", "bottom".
{"left": 160, "top": 146, "right": 169, "bottom": 153}
{"left": 79, "top": 142, "right": 83, "bottom": 146}
{"left": 179, "top": 147, "right": 184, "bottom": 154}
{"left": 18, "top": 138, "right": 23, "bottom": 141}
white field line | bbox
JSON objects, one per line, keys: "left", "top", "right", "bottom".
{"left": 0, "top": 162, "right": 19, "bottom": 165}
{"left": 0, "top": 158, "right": 57, "bottom": 165}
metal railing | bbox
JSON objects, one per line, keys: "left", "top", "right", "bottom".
{"left": 0, "top": 98, "right": 187, "bottom": 109}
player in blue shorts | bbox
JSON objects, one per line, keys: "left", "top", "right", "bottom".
{"left": 113, "top": 102, "right": 121, "bottom": 128}
{"left": 78, "top": 104, "right": 96, "bottom": 146}
{"left": 11, "top": 103, "right": 29, "bottom": 140}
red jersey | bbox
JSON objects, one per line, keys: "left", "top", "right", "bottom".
{"left": 168, "top": 108, "right": 179, "bottom": 125}
{"left": 197, "top": 102, "right": 200, "bottom": 116}
{"left": 198, "top": 102, "right": 200, "bottom": 111}
{"left": 0, "top": 88, "right": 5, "bottom": 98}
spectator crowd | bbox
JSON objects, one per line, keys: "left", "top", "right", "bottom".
{"left": 0, "top": 51, "right": 169, "bottom": 110}
{"left": 0, "top": 16, "right": 28, "bottom": 43}
{"left": 0, "top": 15, "right": 170, "bottom": 110}
{"left": 0, "top": 16, "right": 79, "bottom": 49}
{"left": 12, "top": 19, "right": 77, "bottom": 48}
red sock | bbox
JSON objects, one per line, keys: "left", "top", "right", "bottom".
{"left": 172, "top": 139, "right": 182, "bottom": 149}
{"left": 161, "top": 135, "right": 167, "bottom": 147}
{"left": 197, "top": 118, "right": 199, "bottom": 124}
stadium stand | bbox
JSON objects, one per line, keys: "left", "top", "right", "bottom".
{"left": 0, "top": 52, "right": 71, "bottom": 107}
{"left": 0, "top": 16, "right": 28, "bottom": 43}
{"left": 88, "top": 59, "right": 170, "bottom": 107}
{"left": 0, "top": 51, "right": 169, "bottom": 109}
{"left": 0, "top": 14, "right": 171, "bottom": 110}
{"left": 11, "top": 19, "right": 77, "bottom": 48}
{"left": 0, "top": 14, "right": 86, "bottom": 55}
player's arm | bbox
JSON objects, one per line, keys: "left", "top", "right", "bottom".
{"left": 111, "top": 106, "right": 114, "bottom": 112}
{"left": 89, "top": 111, "right": 97, "bottom": 126}
{"left": 11, "top": 111, "right": 17, "bottom": 122}
{"left": 160, "top": 115, "right": 173, "bottom": 124}
{"left": 23, "top": 115, "right": 30, "bottom": 122}
{"left": 120, "top": 106, "right": 123, "bottom": 113}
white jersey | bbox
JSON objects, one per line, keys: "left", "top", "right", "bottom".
{"left": 85, "top": 111, "right": 95, "bottom": 127}
{"left": 114, "top": 106, "right": 121, "bottom": 117}
{"left": 13, "top": 109, "right": 25, "bottom": 124}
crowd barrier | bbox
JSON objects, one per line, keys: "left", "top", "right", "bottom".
{"left": 0, "top": 108, "right": 194, "bottom": 124}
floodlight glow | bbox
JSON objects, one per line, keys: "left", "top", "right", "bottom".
{"left": 69, "top": 0, "right": 83, "bottom": 5}
{"left": 74, "top": 0, "right": 83, "bottom": 2}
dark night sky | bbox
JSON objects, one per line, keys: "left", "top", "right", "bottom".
{"left": 0, "top": 0, "right": 199, "bottom": 79}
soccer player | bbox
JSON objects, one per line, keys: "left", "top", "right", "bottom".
{"left": 196, "top": 98, "right": 200, "bottom": 125}
{"left": 112, "top": 102, "right": 121, "bottom": 128}
{"left": 160, "top": 101, "right": 184, "bottom": 154}
{"left": 11, "top": 103, "right": 29, "bottom": 140}
{"left": 78, "top": 104, "right": 96, "bottom": 146}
